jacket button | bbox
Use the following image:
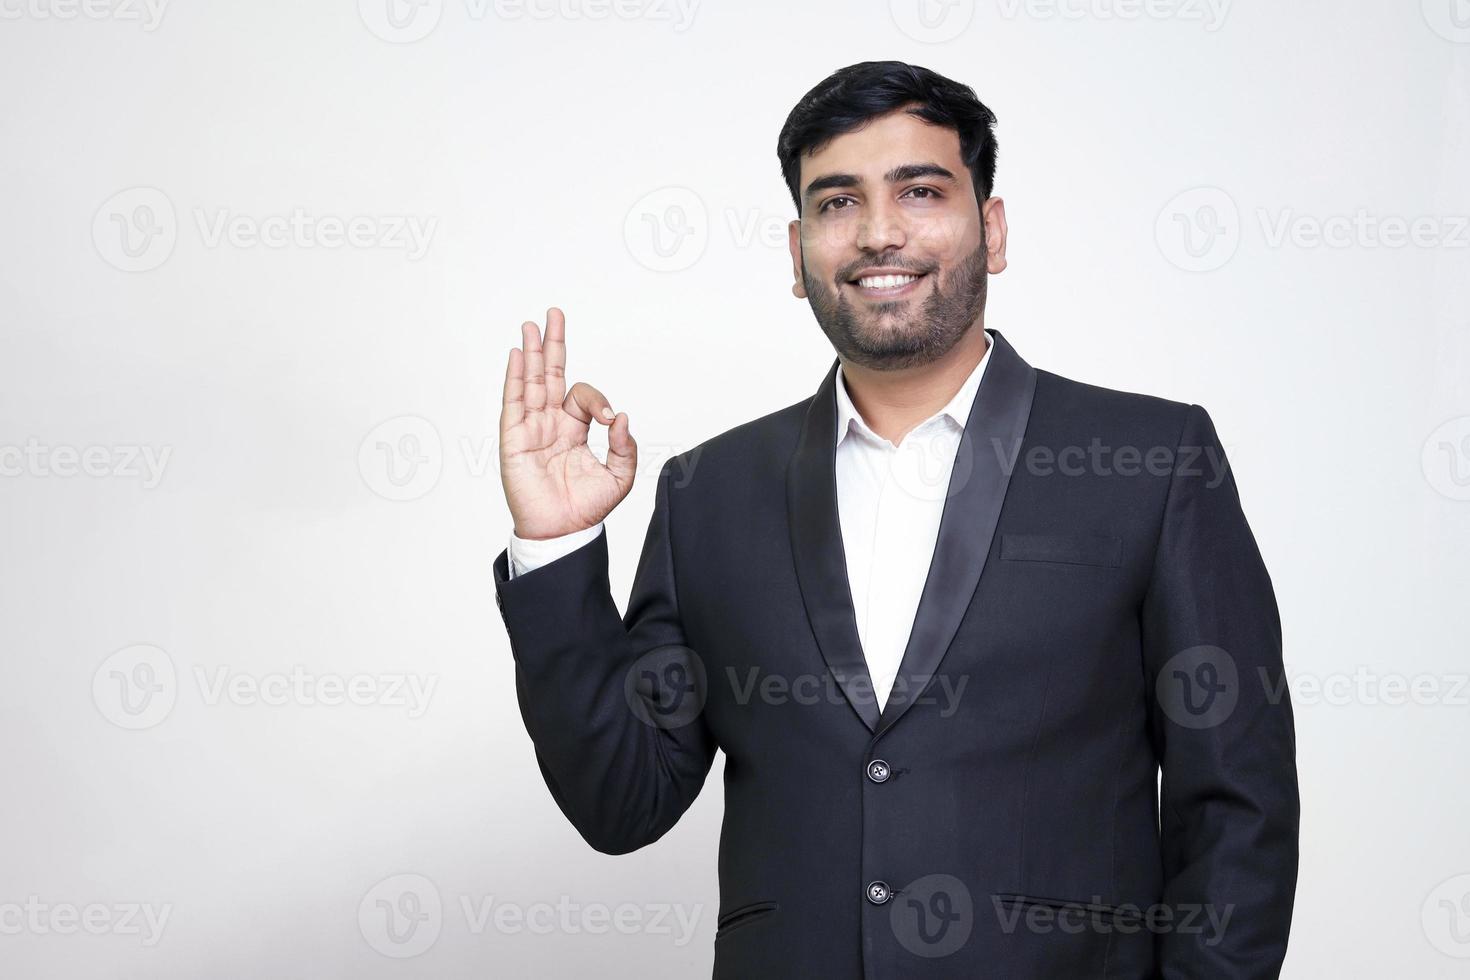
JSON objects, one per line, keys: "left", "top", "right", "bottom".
{"left": 866, "top": 881, "right": 891, "bottom": 905}
{"left": 866, "top": 759, "right": 891, "bottom": 783}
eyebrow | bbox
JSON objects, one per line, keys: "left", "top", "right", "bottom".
{"left": 802, "top": 162, "right": 958, "bottom": 207}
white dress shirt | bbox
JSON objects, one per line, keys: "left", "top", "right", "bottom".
{"left": 507, "top": 329, "right": 996, "bottom": 713}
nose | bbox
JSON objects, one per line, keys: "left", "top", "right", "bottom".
{"left": 856, "top": 197, "right": 908, "bottom": 253}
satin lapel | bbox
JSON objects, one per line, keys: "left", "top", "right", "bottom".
{"left": 787, "top": 358, "right": 881, "bottom": 732}
{"left": 876, "top": 329, "right": 1038, "bottom": 736}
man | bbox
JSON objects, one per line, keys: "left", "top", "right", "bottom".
{"left": 492, "top": 61, "right": 1299, "bottom": 978}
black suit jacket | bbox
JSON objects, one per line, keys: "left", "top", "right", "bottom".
{"left": 492, "top": 330, "right": 1299, "bottom": 978}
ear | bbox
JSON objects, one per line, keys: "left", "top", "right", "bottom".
{"left": 981, "top": 196, "right": 1008, "bottom": 275}
{"left": 788, "top": 219, "right": 808, "bottom": 299}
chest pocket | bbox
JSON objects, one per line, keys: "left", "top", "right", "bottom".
{"left": 999, "top": 533, "right": 1122, "bottom": 568}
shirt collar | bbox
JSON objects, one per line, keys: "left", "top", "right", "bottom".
{"left": 834, "top": 328, "right": 996, "bottom": 448}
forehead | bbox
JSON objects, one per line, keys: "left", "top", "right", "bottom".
{"left": 800, "top": 108, "right": 965, "bottom": 178}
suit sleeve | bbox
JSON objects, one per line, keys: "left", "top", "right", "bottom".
{"left": 491, "top": 457, "right": 718, "bottom": 854}
{"left": 508, "top": 522, "right": 604, "bottom": 578}
{"left": 1140, "top": 403, "right": 1300, "bottom": 978}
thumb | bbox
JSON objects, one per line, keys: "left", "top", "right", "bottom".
{"left": 605, "top": 412, "right": 637, "bottom": 489}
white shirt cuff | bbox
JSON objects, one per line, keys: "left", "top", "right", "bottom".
{"left": 508, "top": 523, "right": 604, "bottom": 578}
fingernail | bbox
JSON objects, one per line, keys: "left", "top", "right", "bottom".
{"left": 601, "top": 407, "right": 614, "bottom": 421}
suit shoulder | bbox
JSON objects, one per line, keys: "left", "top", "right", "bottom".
{"left": 1032, "top": 368, "right": 1195, "bottom": 440}
{"left": 664, "top": 396, "right": 808, "bottom": 487}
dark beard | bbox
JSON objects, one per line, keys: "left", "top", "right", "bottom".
{"left": 801, "top": 235, "right": 988, "bottom": 371}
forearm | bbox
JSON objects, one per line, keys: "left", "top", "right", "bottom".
{"left": 493, "top": 463, "right": 716, "bottom": 855}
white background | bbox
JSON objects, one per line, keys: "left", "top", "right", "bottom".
{"left": 2, "top": 0, "right": 1468, "bottom": 976}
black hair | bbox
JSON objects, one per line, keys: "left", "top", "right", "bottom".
{"left": 776, "top": 61, "right": 999, "bottom": 216}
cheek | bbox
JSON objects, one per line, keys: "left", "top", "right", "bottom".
{"left": 914, "top": 214, "right": 980, "bottom": 261}
{"left": 798, "top": 246, "right": 842, "bottom": 284}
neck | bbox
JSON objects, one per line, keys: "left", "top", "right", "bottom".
{"left": 840, "top": 322, "right": 991, "bottom": 447}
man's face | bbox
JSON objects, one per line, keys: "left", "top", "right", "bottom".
{"left": 787, "top": 106, "right": 1007, "bottom": 371}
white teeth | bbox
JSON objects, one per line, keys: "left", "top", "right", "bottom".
{"left": 857, "top": 274, "right": 919, "bottom": 289}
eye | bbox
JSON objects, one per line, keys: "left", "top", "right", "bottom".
{"left": 819, "top": 195, "right": 856, "bottom": 214}
{"left": 904, "top": 186, "right": 941, "bottom": 201}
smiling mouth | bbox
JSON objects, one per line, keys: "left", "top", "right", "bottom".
{"left": 847, "top": 271, "right": 929, "bottom": 298}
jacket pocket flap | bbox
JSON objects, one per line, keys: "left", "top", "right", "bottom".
{"left": 992, "top": 893, "right": 1144, "bottom": 922}
{"left": 1000, "top": 533, "right": 1121, "bottom": 568}
{"left": 715, "top": 900, "right": 778, "bottom": 936}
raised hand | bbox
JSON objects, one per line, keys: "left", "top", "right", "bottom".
{"left": 499, "top": 307, "right": 638, "bottom": 540}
